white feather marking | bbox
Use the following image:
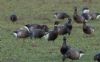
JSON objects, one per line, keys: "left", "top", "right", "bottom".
{"left": 54, "top": 14, "right": 58, "bottom": 18}
{"left": 91, "top": 28, "right": 94, "bottom": 32}
{"left": 96, "top": 15, "right": 100, "bottom": 19}
{"left": 43, "top": 33, "right": 49, "bottom": 39}
{"left": 83, "top": 10, "right": 90, "bottom": 13}
{"left": 24, "top": 26, "right": 30, "bottom": 32}
{"left": 79, "top": 53, "right": 84, "bottom": 59}
{"left": 13, "top": 33, "right": 18, "bottom": 38}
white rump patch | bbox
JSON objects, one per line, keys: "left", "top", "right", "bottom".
{"left": 43, "top": 33, "right": 49, "bottom": 39}
{"left": 96, "top": 15, "right": 100, "bottom": 19}
{"left": 24, "top": 26, "right": 30, "bottom": 32}
{"left": 13, "top": 33, "right": 18, "bottom": 38}
{"left": 79, "top": 53, "right": 84, "bottom": 59}
{"left": 54, "top": 14, "right": 58, "bottom": 18}
{"left": 83, "top": 10, "right": 90, "bottom": 13}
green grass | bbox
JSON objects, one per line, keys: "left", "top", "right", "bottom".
{"left": 0, "top": 0, "right": 100, "bottom": 62}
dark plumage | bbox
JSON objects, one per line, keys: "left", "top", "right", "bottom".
{"left": 94, "top": 53, "right": 100, "bottom": 62}
{"left": 60, "top": 37, "right": 84, "bottom": 62}
{"left": 73, "top": 7, "right": 85, "bottom": 23}
{"left": 60, "top": 36, "right": 70, "bottom": 61}
{"left": 24, "top": 24, "right": 49, "bottom": 32}
{"left": 13, "top": 28, "right": 30, "bottom": 38}
{"left": 83, "top": 21, "right": 94, "bottom": 35}
{"left": 43, "top": 22, "right": 58, "bottom": 42}
{"left": 29, "top": 29, "right": 45, "bottom": 39}
{"left": 82, "top": 7, "right": 100, "bottom": 20}
{"left": 56, "top": 17, "right": 72, "bottom": 35}
{"left": 81, "top": 13, "right": 90, "bottom": 20}
{"left": 10, "top": 14, "right": 17, "bottom": 22}
{"left": 64, "top": 17, "right": 72, "bottom": 35}
{"left": 54, "top": 12, "right": 69, "bottom": 20}
{"left": 64, "top": 49, "right": 84, "bottom": 61}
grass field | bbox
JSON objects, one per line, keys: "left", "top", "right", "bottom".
{"left": 0, "top": 0, "right": 100, "bottom": 62}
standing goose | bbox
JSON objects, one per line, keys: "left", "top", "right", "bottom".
{"left": 73, "top": 7, "right": 85, "bottom": 23}
{"left": 64, "top": 48, "right": 84, "bottom": 61}
{"left": 60, "top": 36, "right": 84, "bottom": 62}
{"left": 43, "top": 21, "right": 58, "bottom": 42}
{"left": 60, "top": 36, "right": 70, "bottom": 61}
{"left": 10, "top": 14, "right": 18, "bottom": 23}
{"left": 64, "top": 17, "right": 72, "bottom": 35}
{"left": 13, "top": 28, "right": 30, "bottom": 38}
{"left": 54, "top": 12, "right": 69, "bottom": 20}
{"left": 94, "top": 53, "right": 100, "bottom": 62}
{"left": 83, "top": 20, "right": 94, "bottom": 35}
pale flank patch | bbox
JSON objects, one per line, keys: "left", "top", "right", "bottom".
{"left": 54, "top": 14, "right": 57, "bottom": 18}
{"left": 13, "top": 33, "right": 18, "bottom": 38}
{"left": 91, "top": 28, "right": 94, "bottom": 32}
{"left": 79, "top": 53, "right": 84, "bottom": 59}
{"left": 96, "top": 15, "right": 100, "bottom": 19}
{"left": 83, "top": 10, "right": 90, "bottom": 13}
{"left": 24, "top": 26, "right": 30, "bottom": 32}
{"left": 43, "top": 33, "right": 49, "bottom": 39}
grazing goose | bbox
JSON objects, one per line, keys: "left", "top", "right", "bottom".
{"left": 73, "top": 7, "right": 85, "bottom": 23}
{"left": 10, "top": 14, "right": 18, "bottom": 22}
{"left": 83, "top": 20, "right": 94, "bottom": 35}
{"left": 90, "top": 13, "right": 100, "bottom": 20}
{"left": 82, "top": 7, "right": 100, "bottom": 20}
{"left": 64, "top": 48, "right": 84, "bottom": 61}
{"left": 24, "top": 24, "right": 49, "bottom": 32}
{"left": 94, "top": 53, "right": 100, "bottom": 62}
{"left": 29, "top": 29, "right": 45, "bottom": 39}
{"left": 13, "top": 28, "right": 30, "bottom": 38}
{"left": 60, "top": 36, "right": 70, "bottom": 61}
{"left": 54, "top": 12, "right": 69, "bottom": 20}
{"left": 43, "top": 22, "right": 58, "bottom": 42}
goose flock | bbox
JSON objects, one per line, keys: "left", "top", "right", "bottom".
{"left": 11, "top": 6, "right": 100, "bottom": 62}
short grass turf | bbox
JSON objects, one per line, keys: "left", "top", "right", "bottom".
{"left": 0, "top": 0, "right": 100, "bottom": 62}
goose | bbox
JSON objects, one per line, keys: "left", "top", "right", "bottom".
{"left": 13, "top": 28, "right": 30, "bottom": 38}
{"left": 94, "top": 53, "right": 100, "bottom": 62}
{"left": 43, "top": 21, "right": 58, "bottom": 42}
{"left": 29, "top": 29, "right": 45, "bottom": 39}
{"left": 60, "top": 36, "right": 70, "bottom": 61}
{"left": 56, "top": 17, "right": 72, "bottom": 35}
{"left": 54, "top": 12, "right": 69, "bottom": 20}
{"left": 10, "top": 14, "right": 17, "bottom": 22}
{"left": 64, "top": 17, "right": 72, "bottom": 35}
{"left": 82, "top": 7, "right": 100, "bottom": 20}
{"left": 60, "top": 36, "right": 84, "bottom": 62}
{"left": 24, "top": 24, "right": 49, "bottom": 32}
{"left": 83, "top": 20, "right": 94, "bottom": 35}
{"left": 82, "top": 7, "right": 90, "bottom": 14}
{"left": 73, "top": 7, "right": 85, "bottom": 23}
